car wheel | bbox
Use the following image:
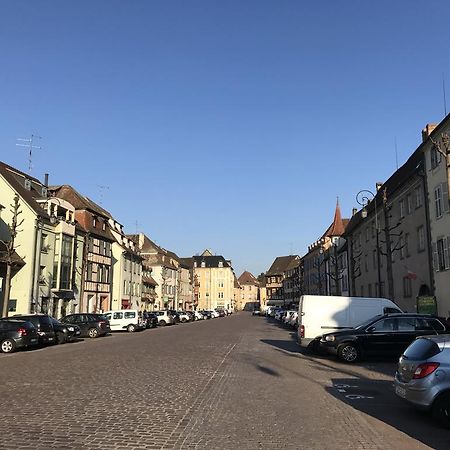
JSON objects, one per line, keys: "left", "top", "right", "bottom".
{"left": 158, "top": 320, "right": 166, "bottom": 327}
{"left": 56, "top": 332, "right": 66, "bottom": 344}
{"left": 181, "top": 318, "right": 187, "bottom": 323}
{"left": 338, "top": 343, "right": 360, "bottom": 363}
{"left": 88, "top": 328, "right": 99, "bottom": 338}
{"left": 1, "top": 338, "right": 16, "bottom": 353}
{"left": 127, "top": 324, "right": 136, "bottom": 332}
{"left": 432, "top": 392, "right": 450, "bottom": 429}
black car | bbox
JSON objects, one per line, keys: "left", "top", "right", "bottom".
{"left": 142, "top": 312, "right": 158, "bottom": 329}
{"left": 168, "top": 310, "right": 180, "bottom": 324}
{"left": 61, "top": 313, "right": 110, "bottom": 338}
{"left": 319, "top": 313, "right": 450, "bottom": 363}
{"left": 0, "top": 319, "right": 39, "bottom": 353}
{"left": 49, "top": 317, "right": 81, "bottom": 343}
{"left": 12, "top": 314, "right": 56, "bottom": 345}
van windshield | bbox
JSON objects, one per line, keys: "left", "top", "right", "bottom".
{"left": 354, "top": 315, "right": 383, "bottom": 330}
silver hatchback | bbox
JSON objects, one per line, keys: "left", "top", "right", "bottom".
{"left": 395, "top": 335, "right": 450, "bottom": 428}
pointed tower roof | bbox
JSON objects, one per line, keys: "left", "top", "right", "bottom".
{"left": 326, "top": 198, "right": 346, "bottom": 237}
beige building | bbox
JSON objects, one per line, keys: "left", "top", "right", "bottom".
{"left": 237, "top": 271, "right": 259, "bottom": 311}
{"left": 177, "top": 263, "right": 194, "bottom": 311}
{"left": 0, "top": 163, "right": 83, "bottom": 318}
{"left": 51, "top": 185, "right": 113, "bottom": 314}
{"left": 185, "top": 250, "right": 235, "bottom": 311}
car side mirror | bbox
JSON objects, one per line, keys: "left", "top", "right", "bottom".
{"left": 366, "top": 326, "right": 376, "bottom": 333}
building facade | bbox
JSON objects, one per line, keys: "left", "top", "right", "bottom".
{"left": 237, "top": 271, "right": 260, "bottom": 311}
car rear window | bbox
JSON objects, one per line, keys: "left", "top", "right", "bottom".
{"left": 403, "top": 338, "right": 441, "bottom": 360}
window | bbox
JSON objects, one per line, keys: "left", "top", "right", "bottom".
{"left": 93, "top": 216, "right": 97, "bottom": 228}
{"left": 397, "top": 317, "right": 415, "bottom": 331}
{"left": 41, "top": 234, "right": 49, "bottom": 253}
{"left": 113, "top": 312, "right": 123, "bottom": 319}
{"left": 431, "top": 145, "right": 442, "bottom": 169}
{"left": 406, "top": 195, "right": 412, "bottom": 214}
{"left": 403, "top": 277, "right": 412, "bottom": 297}
{"left": 415, "top": 186, "right": 423, "bottom": 208}
{"left": 405, "top": 233, "right": 410, "bottom": 257}
{"left": 436, "top": 238, "right": 449, "bottom": 271}
{"left": 364, "top": 254, "right": 368, "bottom": 272}
{"left": 371, "top": 318, "right": 395, "bottom": 332}
{"left": 399, "top": 236, "right": 405, "bottom": 259}
{"left": 417, "top": 226, "right": 426, "bottom": 252}
{"left": 435, "top": 185, "right": 443, "bottom": 218}
{"left": 399, "top": 199, "right": 405, "bottom": 218}
{"left": 218, "top": 292, "right": 224, "bottom": 299}
{"left": 372, "top": 250, "right": 377, "bottom": 269}
{"left": 124, "top": 312, "right": 136, "bottom": 319}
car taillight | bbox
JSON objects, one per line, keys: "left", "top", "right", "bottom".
{"left": 300, "top": 325, "right": 305, "bottom": 338}
{"left": 17, "top": 328, "right": 27, "bottom": 337}
{"left": 413, "top": 362, "right": 440, "bottom": 379}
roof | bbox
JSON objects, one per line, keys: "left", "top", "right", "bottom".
{"left": 49, "top": 185, "right": 112, "bottom": 219}
{"left": 192, "top": 255, "right": 231, "bottom": 269}
{"left": 0, "top": 242, "right": 25, "bottom": 266}
{"left": 0, "top": 161, "right": 50, "bottom": 220}
{"left": 238, "top": 271, "right": 259, "bottom": 286}
{"left": 266, "top": 255, "right": 299, "bottom": 276}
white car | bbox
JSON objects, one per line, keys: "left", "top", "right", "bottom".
{"left": 153, "top": 311, "right": 175, "bottom": 326}
{"left": 210, "top": 310, "right": 220, "bottom": 318}
{"left": 177, "top": 311, "right": 191, "bottom": 323}
{"left": 283, "top": 310, "right": 296, "bottom": 325}
{"left": 103, "top": 310, "right": 145, "bottom": 332}
{"left": 288, "top": 311, "right": 298, "bottom": 328}
{"left": 194, "top": 311, "right": 205, "bottom": 320}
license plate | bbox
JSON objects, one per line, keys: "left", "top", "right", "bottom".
{"left": 395, "top": 385, "right": 406, "bottom": 398}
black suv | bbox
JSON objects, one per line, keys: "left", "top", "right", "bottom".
{"left": 319, "top": 313, "right": 450, "bottom": 363}
{"left": 0, "top": 319, "right": 39, "bottom": 353}
{"left": 61, "top": 313, "right": 110, "bottom": 338}
{"left": 12, "top": 314, "right": 56, "bottom": 345}
{"left": 49, "top": 317, "right": 81, "bottom": 343}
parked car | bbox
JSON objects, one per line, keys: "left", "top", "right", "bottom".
{"left": 185, "top": 311, "right": 195, "bottom": 321}
{"left": 0, "top": 319, "right": 39, "bottom": 353}
{"left": 103, "top": 310, "right": 145, "bottom": 332}
{"left": 168, "top": 310, "right": 181, "bottom": 324}
{"left": 153, "top": 311, "right": 175, "bottom": 326}
{"left": 142, "top": 312, "right": 158, "bottom": 329}
{"left": 12, "top": 314, "right": 56, "bottom": 345}
{"left": 395, "top": 335, "right": 450, "bottom": 429}
{"left": 201, "top": 310, "right": 212, "bottom": 319}
{"left": 320, "top": 314, "right": 450, "bottom": 363}
{"left": 288, "top": 311, "right": 298, "bottom": 328}
{"left": 177, "top": 311, "right": 191, "bottom": 323}
{"left": 49, "top": 317, "right": 81, "bottom": 343}
{"left": 193, "top": 311, "right": 205, "bottom": 320}
{"left": 61, "top": 313, "right": 110, "bottom": 338}
{"left": 283, "top": 310, "right": 296, "bottom": 325}
{"left": 252, "top": 309, "right": 261, "bottom": 316}
{"left": 298, "top": 295, "right": 402, "bottom": 351}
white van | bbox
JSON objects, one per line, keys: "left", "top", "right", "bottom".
{"left": 104, "top": 310, "right": 145, "bottom": 332}
{"left": 297, "top": 295, "right": 402, "bottom": 350}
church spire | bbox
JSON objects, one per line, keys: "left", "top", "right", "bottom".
{"left": 328, "top": 197, "right": 345, "bottom": 236}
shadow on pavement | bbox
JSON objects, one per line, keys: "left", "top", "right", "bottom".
{"left": 326, "top": 377, "right": 450, "bottom": 450}
{"left": 256, "top": 364, "right": 280, "bottom": 377}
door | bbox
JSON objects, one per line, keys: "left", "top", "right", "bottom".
{"left": 395, "top": 317, "right": 419, "bottom": 354}
{"left": 363, "top": 317, "right": 398, "bottom": 355}
{"left": 110, "top": 312, "right": 124, "bottom": 331}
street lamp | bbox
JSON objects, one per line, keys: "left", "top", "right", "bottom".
{"left": 356, "top": 189, "right": 382, "bottom": 297}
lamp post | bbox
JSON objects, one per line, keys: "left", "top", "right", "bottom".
{"left": 356, "top": 190, "right": 382, "bottom": 297}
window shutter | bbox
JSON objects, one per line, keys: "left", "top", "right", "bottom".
{"left": 445, "top": 237, "right": 450, "bottom": 270}
{"left": 442, "top": 183, "right": 450, "bottom": 213}
{"left": 432, "top": 242, "right": 439, "bottom": 272}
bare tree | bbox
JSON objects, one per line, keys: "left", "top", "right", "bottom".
{"left": 0, "top": 195, "right": 24, "bottom": 317}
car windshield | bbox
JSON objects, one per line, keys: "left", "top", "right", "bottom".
{"left": 354, "top": 315, "right": 383, "bottom": 330}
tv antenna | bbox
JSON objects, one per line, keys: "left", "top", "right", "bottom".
{"left": 97, "top": 184, "right": 110, "bottom": 205}
{"left": 443, "top": 72, "right": 447, "bottom": 117}
{"left": 16, "top": 134, "right": 42, "bottom": 173}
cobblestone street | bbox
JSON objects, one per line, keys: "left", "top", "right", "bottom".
{"left": 0, "top": 313, "right": 449, "bottom": 449}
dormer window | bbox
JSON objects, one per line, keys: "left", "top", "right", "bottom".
{"left": 201, "top": 261, "right": 206, "bottom": 268}
{"left": 93, "top": 216, "right": 97, "bottom": 228}
{"left": 102, "top": 221, "right": 106, "bottom": 231}
{"left": 218, "top": 261, "right": 223, "bottom": 268}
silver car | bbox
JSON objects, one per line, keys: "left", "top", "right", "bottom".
{"left": 395, "top": 335, "right": 450, "bottom": 428}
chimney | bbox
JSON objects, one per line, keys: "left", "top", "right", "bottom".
{"left": 422, "top": 123, "right": 437, "bottom": 142}
{"left": 44, "top": 173, "right": 49, "bottom": 187}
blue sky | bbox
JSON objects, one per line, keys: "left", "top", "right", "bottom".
{"left": 1, "top": 1, "right": 449, "bottom": 277}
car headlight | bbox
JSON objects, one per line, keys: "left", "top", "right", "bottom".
{"left": 68, "top": 326, "right": 74, "bottom": 332}
{"left": 324, "top": 335, "right": 336, "bottom": 342}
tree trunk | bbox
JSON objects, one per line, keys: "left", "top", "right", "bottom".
{"left": 2, "top": 263, "right": 12, "bottom": 318}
